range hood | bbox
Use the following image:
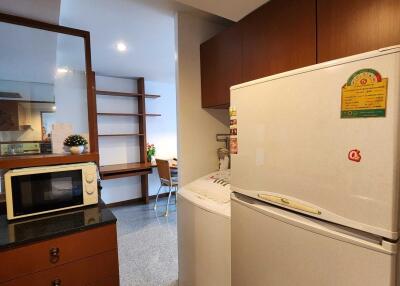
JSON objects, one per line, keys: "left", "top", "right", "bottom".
{"left": 0, "top": 92, "right": 22, "bottom": 98}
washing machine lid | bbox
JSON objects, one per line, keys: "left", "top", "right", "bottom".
{"left": 178, "top": 171, "right": 232, "bottom": 218}
{"left": 183, "top": 171, "right": 231, "bottom": 203}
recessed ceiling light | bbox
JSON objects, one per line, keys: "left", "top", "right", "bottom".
{"left": 57, "top": 67, "right": 69, "bottom": 74}
{"left": 116, "top": 42, "right": 127, "bottom": 52}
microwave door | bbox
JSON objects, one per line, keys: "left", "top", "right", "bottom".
{"left": 11, "top": 170, "right": 84, "bottom": 218}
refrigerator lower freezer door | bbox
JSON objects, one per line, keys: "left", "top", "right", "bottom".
{"left": 231, "top": 193, "right": 397, "bottom": 286}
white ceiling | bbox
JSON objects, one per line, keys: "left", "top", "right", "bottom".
{"left": 0, "top": 0, "right": 233, "bottom": 84}
{"left": 175, "top": 0, "right": 268, "bottom": 21}
{"left": 60, "top": 0, "right": 180, "bottom": 83}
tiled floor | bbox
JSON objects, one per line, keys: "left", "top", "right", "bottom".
{"left": 111, "top": 197, "right": 178, "bottom": 286}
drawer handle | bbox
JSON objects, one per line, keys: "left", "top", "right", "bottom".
{"left": 52, "top": 278, "right": 61, "bottom": 286}
{"left": 49, "top": 247, "right": 60, "bottom": 264}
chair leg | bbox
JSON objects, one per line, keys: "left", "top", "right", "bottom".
{"left": 165, "top": 186, "right": 172, "bottom": 217}
{"left": 154, "top": 184, "right": 163, "bottom": 211}
{"left": 174, "top": 186, "right": 178, "bottom": 205}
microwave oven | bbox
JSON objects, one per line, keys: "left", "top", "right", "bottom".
{"left": 4, "top": 162, "right": 98, "bottom": 220}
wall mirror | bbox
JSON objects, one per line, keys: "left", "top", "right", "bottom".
{"left": 0, "top": 13, "right": 96, "bottom": 165}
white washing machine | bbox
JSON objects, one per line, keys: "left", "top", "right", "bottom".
{"left": 177, "top": 171, "right": 231, "bottom": 286}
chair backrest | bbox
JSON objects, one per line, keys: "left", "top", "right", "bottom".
{"left": 156, "top": 159, "right": 171, "bottom": 184}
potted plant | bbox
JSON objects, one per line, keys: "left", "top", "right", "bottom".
{"left": 64, "top": 134, "right": 88, "bottom": 155}
{"left": 146, "top": 143, "right": 156, "bottom": 163}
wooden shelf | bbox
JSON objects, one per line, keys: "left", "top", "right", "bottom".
{"left": 0, "top": 152, "right": 99, "bottom": 169}
{"left": 97, "top": 113, "right": 161, "bottom": 117}
{"left": 98, "top": 133, "right": 144, "bottom": 137}
{"left": 145, "top": 94, "right": 160, "bottom": 99}
{"left": 96, "top": 90, "right": 160, "bottom": 99}
{"left": 96, "top": 90, "right": 142, "bottom": 98}
{"left": 100, "top": 162, "right": 153, "bottom": 180}
{"left": 97, "top": 112, "right": 143, "bottom": 117}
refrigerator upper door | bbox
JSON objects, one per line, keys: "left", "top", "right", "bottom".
{"left": 231, "top": 193, "right": 397, "bottom": 286}
{"left": 230, "top": 48, "right": 400, "bottom": 239}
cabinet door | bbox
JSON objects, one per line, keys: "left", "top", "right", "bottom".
{"left": 241, "top": 0, "right": 316, "bottom": 82}
{"left": 317, "top": 0, "right": 400, "bottom": 62}
{"left": 17, "top": 103, "right": 31, "bottom": 127}
{"left": 0, "top": 101, "right": 19, "bottom": 131}
{"left": 0, "top": 224, "right": 117, "bottom": 283}
{"left": 200, "top": 24, "right": 242, "bottom": 108}
{"left": 1, "top": 250, "right": 119, "bottom": 286}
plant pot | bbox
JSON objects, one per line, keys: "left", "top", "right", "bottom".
{"left": 69, "top": 145, "right": 84, "bottom": 155}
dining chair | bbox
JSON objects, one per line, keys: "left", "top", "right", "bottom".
{"left": 154, "top": 159, "right": 178, "bottom": 216}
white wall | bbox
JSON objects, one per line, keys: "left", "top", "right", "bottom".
{"left": 176, "top": 12, "right": 230, "bottom": 186}
{"left": 54, "top": 70, "right": 89, "bottom": 135}
{"left": 96, "top": 75, "right": 177, "bottom": 204}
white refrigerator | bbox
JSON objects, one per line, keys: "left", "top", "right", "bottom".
{"left": 230, "top": 46, "right": 400, "bottom": 286}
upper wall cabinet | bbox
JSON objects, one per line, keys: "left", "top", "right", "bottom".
{"left": 317, "top": 0, "right": 400, "bottom": 62}
{"left": 241, "top": 0, "right": 317, "bottom": 82}
{"left": 201, "top": 24, "right": 242, "bottom": 108}
{"left": 200, "top": 0, "right": 317, "bottom": 108}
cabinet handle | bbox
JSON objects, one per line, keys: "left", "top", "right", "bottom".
{"left": 49, "top": 247, "right": 60, "bottom": 264}
{"left": 52, "top": 278, "right": 61, "bottom": 286}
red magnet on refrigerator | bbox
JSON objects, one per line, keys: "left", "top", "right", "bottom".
{"left": 348, "top": 149, "right": 361, "bottom": 162}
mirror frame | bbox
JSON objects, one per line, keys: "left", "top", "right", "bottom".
{"left": 0, "top": 12, "right": 98, "bottom": 169}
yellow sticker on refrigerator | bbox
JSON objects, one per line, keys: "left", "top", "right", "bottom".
{"left": 229, "top": 107, "right": 238, "bottom": 154}
{"left": 341, "top": 69, "right": 388, "bottom": 118}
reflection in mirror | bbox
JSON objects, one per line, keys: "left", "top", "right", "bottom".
{"left": 0, "top": 20, "right": 90, "bottom": 156}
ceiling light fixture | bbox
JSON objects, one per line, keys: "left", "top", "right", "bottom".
{"left": 116, "top": 42, "right": 127, "bottom": 52}
{"left": 57, "top": 67, "right": 70, "bottom": 74}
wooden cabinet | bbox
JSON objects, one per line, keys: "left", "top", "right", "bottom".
{"left": 17, "top": 103, "right": 31, "bottom": 127}
{"left": 200, "top": 24, "right": 242, "bottom": 108}
{"left": 241, "top": 0, "right": 317, "bottom": 82}
{"left": 200, "top": 0, "right": 316, "bottom": 108}
{"left": 1, "top": 251, "right": 119, "bottom": 286}
{"left": 0, "top": 100, "right": 32, "bottom": 131}
{"left": 317, "top": 0, "right": 400, "bottom": 62}
{"left": 200, "top": 0, "right": 400, "bottom": 108}
{"left": 0, "top": 101, "right": 19, "bottom": 131}
{"left": 0, "top": 224, "right": 119, "bottom": 285}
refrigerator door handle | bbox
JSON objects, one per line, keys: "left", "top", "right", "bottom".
{"left": 258, "top": 194, "right": 322, "bottom": 215}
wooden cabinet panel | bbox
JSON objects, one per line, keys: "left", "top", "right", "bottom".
{"left": 0, "top": 101, "right": 19, "bottom": 131}
{"left": 1, "top": 250, "right": 119, "bottom": 286}
{"left": 241, "top": 0, "right": 317, "bottom": 82}
{"left": 201, "top": 24, "right": 242, "bottom": 108}
{"left": 317, "top": 0, "right": 400, "bottom": 62}
{"left": 0, "top": 224, "right": 117, "bottom": 283}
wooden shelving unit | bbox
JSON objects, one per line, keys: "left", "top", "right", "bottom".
{"left": 95, "top": 74, "right": 161, "bottom": 204}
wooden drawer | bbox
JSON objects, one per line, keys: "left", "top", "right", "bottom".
{"left": 1, "top": 249, "right": 119, "bottom": 286}
{"left": 0, "top": 224, "right": 117, "bottom": 283}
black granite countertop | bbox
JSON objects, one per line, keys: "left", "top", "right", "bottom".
{"left": 0, "top": 201, "right": 117, "bottom": 250}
